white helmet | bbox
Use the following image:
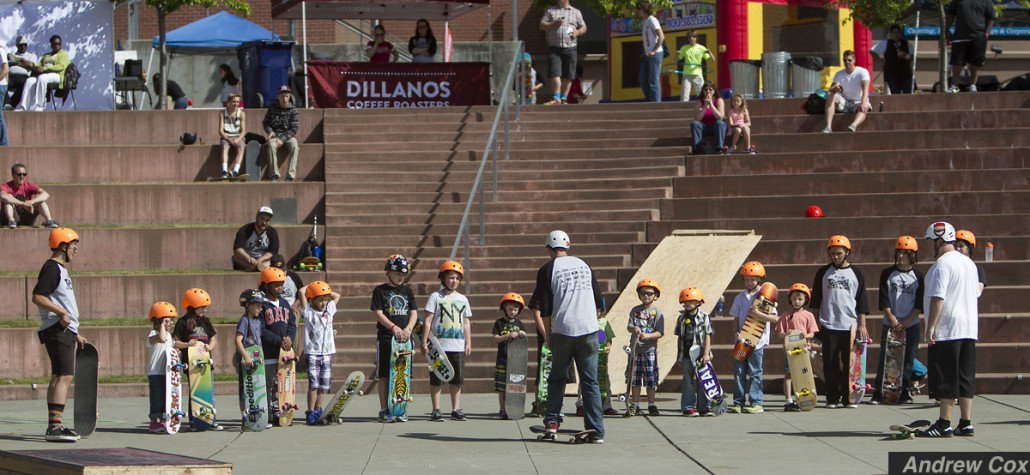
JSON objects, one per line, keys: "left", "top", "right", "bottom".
{"left": 924, "top": 221, "right": 956, "bottom": 242}
{"left": 546, "top": 230, "right": 571, "bottom": 249}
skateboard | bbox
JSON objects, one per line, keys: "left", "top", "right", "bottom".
{"left": 320, "top": 371, "right": 365, "bottom": 424}
{"left": 623, "top": 333, "right": 640, "bottom": 416}
{"left": 529, "top": 425, "right": 599, "bottom": 444}
{"left": 297, "top": 256, "right": 323, "bottom": 271}
{"left": 532, "top": 343, "right": 552, "bottom": 417}
{"left": 73, "top": 343, "right": 99, "bottom": 437}
{"left": 688, "top": 344, "right": 729, "bottom": 416}
{"left": 294, "top": 218, "right": 323, "bottom": 271}
{"left": 504, "top": 329, "right": 529, "bottom": 420}
{"left": 849, "top": 335, "right": 873, "bottom": 405}
{"left": 880, "top": 330, "right": 906, "bottom": 404}
{"left": 244, "top": 140, "right": 261, "bottom": 182}
{"left": 783, "top": 330, "right": 818, "bottom": 411}
{"left": 187, "top": 345, "right": 216, "bottom": 430}
{"left": 164, "top": 345, "right": 187, "bottom": 434}
{"left": 242, "top": 345, "right": 268, "bottom": 431}
{"left": 206, "top": 173, "right": 250, "bottom": 182}
{"left": 388, "top": 338, "right": 413, "bottom": 417}
{"left": 596, "top": 324, "right": 612, "bottom": 411}
{"left": 733, "top": 282, "right": 777, "bottom": 361}
{"left": 278, "top": 348, "right": 298, "bottom": 426}
{"left": 424, "top": 333, "right": 455, "bottom": 383}
{"left": 889, "top": 419, "right": 932, "bottom": 440}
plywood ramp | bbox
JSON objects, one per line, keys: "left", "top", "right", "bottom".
{"left": 607, "top": 230, "right": 761, "bottom": 396}
{"left": 0, "top": 447, "right": 231, "bottom": 475}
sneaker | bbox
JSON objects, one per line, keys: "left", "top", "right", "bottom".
{"left": 949, "top": 84, "right": 960, "bottom": 93}
{"left": 603, "top": 408, "right": 620, "bottom": 416}
{"left": 430, "top": 409, "right": 444, "bottom": 421}
{"left": 628, "top": 403, "right": 640, "bottom": 415}
{"left": 545, "top": 421, "right": 559, "bottom": 434}
{"left": 221, "top": 171, "right": 232, "bottom": 179}
{"left": 378, "top": 409, "right": 394, "bottom": 423}
{"left": 45, "top": 426, "right": 80, "bottom": 442}
{"left": 265, "top": 422, "right": 273, "bottom": 429}
{"left": 499, "top": 409, "right": 509, "bottom": 420}
{"left": 955, "top": 424, "right": 974, "bottom": 437}
{"left": 7, "top": 222, "right": 16, "bottom": 229}
{"left": 845, "top": 403, "right": 858, "bottom": 409}
{"left": 846, "top": 125, "right": 857, "bottom": 132}
{"left": 210, "top": 423, "right": 225, "bottom": 431}
{"left": 648, "top": 405, "right": 660, "bottom": 416}
{"left": 284, "top": 177, "right": 294, "bottom": 183}
{"left": 396, "top": 412, "right": 408, "bottom": 423}
{"left": 726, "top": 146, "right": 736, "bottom": 153}
{"left": 451, "top": 409, "right": 467, "bottom": 421}
{"left": 744, "top": 404, "right": 764, "bottom": 414}
{"left": 683, "top": 409, "right": 698, "bottom": 417}
{"left": 231, "top": 170, "right": 240, "bottom": 178}
{"left": 43, "top": 220, "right": 59, "bottom": 228}
{"left": 918, "top": 421, "right": 953, "bottom": 438}
{"left": 825, "top": 402, "right": 839, "bottom": 409}
{"left": 868, "top": 396, "right": 881, "bottom": 405}
{"left": 586, "top": 435, "right": 604, "bottom": 444}
{"left": 899, "top": 395, "right": 914, "bottom": 404}
{"left": 544, "top": 98, "right": 562, "bottom": 105}
{"left": 784, "top": 403, "right": 801, "bottom": 412}
{"left": 822, "top": 127, "right": 832, "bottom": 133}
{"left": 969, "top": 84, "right": 978, "bottom": 92}
{"left": 314, "top": 408, "right": 323, "bottom": 419}
{"left": 305, "top": 410, "right": 318, "bottom": 426}
{"left": 575, "top": 406, "right": 584, "bottom": 416}
{"left": 271, "top": 177, "right": 280, "bottom": 182}
{"left": 148, "top": 420, "right": 164, "bottom": 433}
{"left": 727, "top": 404, "right": 743, "bottom": 414}
{"left": 701, "top": 410, "right": 715, "bottom": 417}
{"left": 748, "top": 145, "right": 757, "bottom": 154}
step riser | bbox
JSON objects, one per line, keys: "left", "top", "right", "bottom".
{"left": 325, "top": 169, "right": 683, "bottom": 183}
{"left": 326, "top": 210, "right": 655, "bottom": 226}
{"left": 327, "top": 177, "right": 673, "bottom": 193}
{"left": 659, "top": 193, "right": 1030, "bottom": 219}
{"left": 326, "top": 148, "right": 689, "bottom": 162}
{"left": 325, "top": 231, "right": 644, "bottom": 247}
{"left": 329, "top": 188, "right": 670, "bottom": 203}
{"left": 327, "top": 199, "right": 661, "bottom": 215}
{"left": 687, "top": 149, "right": 1030, "bottom": 176}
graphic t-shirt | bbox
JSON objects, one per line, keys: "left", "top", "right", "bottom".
{"left": 492, "top": 317, "right": 526, "bottom": 356}
{"left": 146, "top": 330, "right": 175, "bottom": 376}
{"left": 878, "top": 266, "right": 924, "bottom": 326}
{"left": 172, "top": 316, "right": 217, "bottom": 362}
{"left": 628, "top": 305, "right": 664, "bottom": 353}
{"left": 811, "top": 264, "right": 870, "bottom": 331}
{"left": 33, "top": 259, "right": 79, "bottom": 334}
{"left": 371, "top": 283, "right": 417, "bottom": 339}
{"left": 425, "top": 290, "right": 472, "bottom": 352}
{"left": 233, "top": 316, "right": 264, "bottom": 368}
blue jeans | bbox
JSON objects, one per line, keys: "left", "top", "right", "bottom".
{"left": 681, "top": 360, "right": 709, "bottom": 412}
{"left": 545, "top": 333, "right": 604, "bottom": 438}
{"left": 691, "top": 120, "right": 727, "bottom": 149}
{"left": 173, "top": 96, "right": 189, "bottom": 109}
{"left": 0, "top": 85, "right": 7, "bottom": 146}
{"left": 874, "top": 320, "right": 921, "bottom": 399}
{"left": 638, "top": 54, "right": 662, "bottom": 102}
{"left": 148, "top": 374, "right": 165, "bottom": 419}
{"left": 733, "top": 346, "right": 764, "bottom": 406}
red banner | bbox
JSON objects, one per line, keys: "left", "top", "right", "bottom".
{"left": 306, "top": 61, "right": 490, "bottom": 109}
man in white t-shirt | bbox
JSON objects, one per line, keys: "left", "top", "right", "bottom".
{"left": 636, "top": 1, "right": 664, "bottom": 102}
{"left": 919, "top": 221, "right": 980, "bottom": 438}
{"left": 823, "top": 50, "right": 871, "bottom": 133}
{"left": 6, "top": 36, "right": 37, "bottom": 110}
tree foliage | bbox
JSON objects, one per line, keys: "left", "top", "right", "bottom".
{"left": 533, "top": 0, "right": 672, "bottom": 20}
{"left": 828, "top": 0, "right": 912, "bottom": 29}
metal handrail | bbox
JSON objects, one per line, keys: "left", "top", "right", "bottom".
{"left": 448, "top": 42, "right": 524, "bottom": 291}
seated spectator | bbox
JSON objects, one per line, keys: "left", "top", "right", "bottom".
{"left": 233, "top": 206, "right": 279, "bottom": 271}
{"left": 262, "top": 85, "right": 300, "bottom": 182}
{"left": 408, "top": 20, "right": 437, "bottom": 63}
{"left": 822, "top": 50, "right": 871, "bottom": 133}
{"left": 15, "top": 34, "right": 68, "bottom": 112}
{"left": 218, "top": 93, "right": 246, "bottom": 179}
{"left": 690, "top": 80, "right": 727, "bottom": 151}
{"left": 270, "top": 253, "right": 305, "bottom": 310}
{"left": 5, "top": 36, "right": 37, "bottom": 110}
{"left": 725, "top": 94, "right": 754, "bottom": 154}
{"left": 365, "top": 25, "right": 399, "bottom": 63}
{"left": 870, "top": 24, "right": 913, "bottom": 94}
{"left": 218, "top": 64, "right": 241, "bottom": 105}
{"left": 151, "top": 72, "right": 189, "bottom": 110}
{"left": 1, "top": 163, "right": 59, "bottom": 228}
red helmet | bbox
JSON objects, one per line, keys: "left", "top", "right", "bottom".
{"left": 805, "top": 206, "right": 823, "bottom": 218}
{"left": 499, "top": 292, "right": 526, "bottom": 312}
{"left": 678, "top": 287, "right": 704, "bottom": 303}
{"left": 740, "top": 261, "right": 766, "bottom": 278}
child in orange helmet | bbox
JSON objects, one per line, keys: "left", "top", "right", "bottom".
{"left": 627, "top": 278, "right": 665, "bottom": 416}
{"left": 773, "top": 284, "right": 818, "bottom": 411}
{"left": 492, "top": 292, "right": 528, "bottom": 419}
{"left": 421, "top": 260, "right": 473, "bottom": 421}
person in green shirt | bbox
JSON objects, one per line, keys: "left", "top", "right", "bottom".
{"left": 677, "top": 30, "right": 712, "bottom": 102}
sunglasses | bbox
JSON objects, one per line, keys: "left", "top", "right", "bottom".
{"left": 638, "top": 291, "right": 656, "bottom": 297}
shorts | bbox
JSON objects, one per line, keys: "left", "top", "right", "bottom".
{"left": 783, "top": 353, "right": 791, "bottom": 375}
{"left": 950, "top": 36, "right": 987, "bottom": 67}
{"left": 548, "top": 46, "right": 577, "bottom": 80}
{"left": 837, "top": 98, "right": 869, "bottom": 114}
{"left": 927, "top": 339, "right": 976, "bottom": 399}
{"left": 307, "top": 354, "right": 333, "bottom": 390}
{"left": 376, "top": 338, "right": 392, "bottom": 378}
{"left": 2, "top": 205, "right": 39, "bottom": 226}
{"left": 429, "top": 351, "right": 464, "bottom": 386}
{"left": 494, "top": 352, "right": 508, "bottom": 392}
{"left": 39, "top": 324, "right": 76, "bottom": 376}
{"left": 631, "top": 348, "right": 658, "bottom": 388}
{"left": 221, "top": 137, "right": 245, "bottom": 149}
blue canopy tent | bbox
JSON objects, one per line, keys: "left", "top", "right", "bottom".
{"left": 151, "top": 11, "right": 279, "bottom": 54}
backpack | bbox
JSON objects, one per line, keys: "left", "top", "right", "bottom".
{"left": 803, "top": 88, "right": 827, "bottom": 114}
{"left": 692, "top": 141, "right": 718, "bottom": 155}
{"left": 299, "top": 237, "right": 319, "bottom": 259}
{"left": 62, "top": 63, "right": 80, "bottom": 90}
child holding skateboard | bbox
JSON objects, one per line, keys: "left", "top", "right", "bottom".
{"left": 871, "top": 236, "right": 924, "bottom": 405}
{"left": 258, "top": 267, "right": 298, "bottom": 426}
{"left": 173, "top": 288, "right": 223, "bottom": 430}
{"left": 218, "top": 93, "right": 246, "bottom": 179}
{"left": 492, "top": 292, "right": 528, "bottom": 419}
{"left": 773, "top": 283, "right": 818, "bottom": 412}
{"left": 146, "top": 302, "right": 178, "bottom": 432}
{"left": 728, "top": 261, "right": 778, "bottom": 414}
{"left": 627, "top": 279, "right": 665, "bottom": 416}
{"left": 675, "top": 287, "right": 714, "bottom": 416}
{"left": 422, "top": 260, "right": 473, "bottom": 421}
{"left": 234, "top": 289, "right": 267, "bottom": 427}
{"left": 298, "top": 281, "right": 341, "bottom": 425}
{"left": 371, "top": 255, "right": 418, "bottom": 423}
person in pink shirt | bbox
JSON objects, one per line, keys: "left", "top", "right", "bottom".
{"left": 1, "top": 163, "right": 59, "bottom": 229}
{"left": 689, "top": 80, "right": 726, "bottom": 152}
{"left": 365, "top": 25, "right": 399, "bottom": 63}
{"left": 774, "top": 283, "right": 819, "bottom": 412}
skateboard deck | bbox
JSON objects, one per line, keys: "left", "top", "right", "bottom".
{"left": 533, "top": 343, "right": 552, "bottom": 417}
{"left": 889, "top": 419, "right": 932, "bottom": 440}
{"left": 164, "top": 345, "right": 187, "bottom": 434}
{"left": 424, "top": 333, "right": 455, "bottom": 383}
{"left": 206, "top": 173, "right": 250, "bottom": 182}
{"left": 278, "top": 348, "right": 298, "bottom": 426}
{"left": 623, "top": 334, "right": 639, "bottom": 416}
{"left": 504, "top": 330, "right": 529, "bottom": 420}
{"left": 297, "top": 256, "right": 323, "bottom": 271}
{"left": 529, "top": 425, "right": 599, "bottom": 444}
{"left": 783, "top": 330, "right": 818, "bottom": 411}
{"left": 73, "top": 343, "right": 99, "bottom": 437}
{"left": 244, "top": 140, "right": 260, "bottom": 182}
{"left": 388, "top": 338, "right": 413, "bottom": 417}
{"left": 689, "top": 344, "right": 728, "bottom": 416}
{"left": 320, "top": 371, "right": 365, "bottom": 424}
{"left": 242, "top": 345, "right": 268, "bottom": 431}
{"left": 733, "top": 282, "right": 776, "bottom": 362}
{"left": 849, "top": 335, "right": 872, "bottom": 405}
{"left": 881, "top": 330, "right": 906, "bottom": 404}
{"left": 187, "top": 345, "right": 216, "bottom": 430}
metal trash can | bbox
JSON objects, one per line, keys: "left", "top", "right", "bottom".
{"left": 761, "top": 51, "right": 792, "bottom": 98}
{"left": 790, "top": 56, "right": 824, "bottom": 97}
{"left": 729, "top": 59, "right": 762, "bottom": 99}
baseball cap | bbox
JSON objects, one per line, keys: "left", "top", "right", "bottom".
{"left": 15, "top": 36, "right": 27, "bottom": 45}
{"left": 277, "top": 85, "right": 292, "bottom": 94}
{"left": 270, "top": 254, "right": 286, "bottom": 269}
{"left": 257, "top": 206, "right": 274, "bottom": 217}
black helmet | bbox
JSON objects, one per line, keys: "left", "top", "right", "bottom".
{"left": 239, "top": 289, "right": 267, "bottom": 307}
{"left": 385, "top": 254, "right": 409, "bottom": 274}
{"left": 180, "top": 133, "right": 197, "bottom": 145}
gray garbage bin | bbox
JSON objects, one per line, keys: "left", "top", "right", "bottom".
{"left": 791, "top": 56, "right": 824, "bottom": 97}
{"left": 761, "top": 51, "right": 791, "bottom": 98}
{"left": 729, "top": 59, "right": 762, "bottom": 99}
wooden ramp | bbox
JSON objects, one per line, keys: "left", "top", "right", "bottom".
{"left": 0, "top": 447, "right": 231, "bottom": 475}
{"left": 606, "top": 230, "right": 762, "bottom": 396}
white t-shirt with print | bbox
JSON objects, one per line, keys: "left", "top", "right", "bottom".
{"left": 924, "top": 250, "right": 980, "bottom": 341}
{"left": 642, "top": 16, "right": 662, "bottom": 55}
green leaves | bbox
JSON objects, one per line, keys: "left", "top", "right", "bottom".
{"left": 829, "top": 0, "right": 912, "bottom": 29}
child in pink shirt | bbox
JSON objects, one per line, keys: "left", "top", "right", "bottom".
{"left": 774, "top": 283, "right": 819, "bottom": 412}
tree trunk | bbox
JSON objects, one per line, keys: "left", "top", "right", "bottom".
{"left": 938, "top": 0, "right": 948, "bottom": 91}
{"left": 158, "top": 6, "right": 168, "bottom": 110}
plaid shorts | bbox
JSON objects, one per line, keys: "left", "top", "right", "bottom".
{"left": 307, "top": 354, "right": 333, "bottom": 390}
{"left": 632, "top": 348, "right": 659, "bottom": 388}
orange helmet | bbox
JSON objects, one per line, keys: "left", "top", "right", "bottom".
{"left": 740, "top": 261, "right": 766, "bottom": 278}
{"left": 48, "top": 227, "right": 79, "bottom": 249}
{"left": 438, "top": 260, "right": 465, "bottom": 279}
{"left": 181, "top": 288, "right": 211, "bottom": 310}
{"left": 788, "top": 283, "right": 811, "bottom": 302}
{"left": 149, "top": 301, "right": 178, "bottom": 321}
{"left": 827, "top": 235, "right": 851, "bottom": 250}
{"left": 637, "top": 279, "right": 661, "bottom": 297}
{"left": 895, "top": 235, "right": 919, "bottom": 252}
{"left": 956, "top": 230, "right": 976, "bottom": 248}
{"left": 306, "top": 281, "right": 332, "bottom": 299}
{"left": 499, "top": 292, "right": 526, "bottom": 311}
{"left": 260, "top": 267, "right": 287, "bottom": 285}
{"left": 678, "top": 287, "right": 705, "bottom": 303}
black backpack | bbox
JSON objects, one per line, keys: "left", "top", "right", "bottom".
{"left": 56, "top": 63, "right": 80, "bottom": 99}
{"left": 803, "top": 88, "right": 827, "bottom": 114}
{"left": 693, "top": 141, "right": 718, "bottom": 155}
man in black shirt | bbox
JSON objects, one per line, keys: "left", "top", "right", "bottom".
{"left": 233, "top": 206, "right": 279, "bottom": 271}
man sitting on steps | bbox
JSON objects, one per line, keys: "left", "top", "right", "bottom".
{"left": 822, "top": 50, "right": 871, "bottom": 133}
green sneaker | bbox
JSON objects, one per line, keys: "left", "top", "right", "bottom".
{"left": 727, "top": 405, "right": 743, "bottom": 414}
{"left": 744, "top": 404, "right": 764, "bottom": 414}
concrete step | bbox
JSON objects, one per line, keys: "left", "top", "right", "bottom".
{"left": 325, "top": 209, "right": 657, "bottom": 227}
{"left": 329, "top": 254, "right": 629, "bottom": 274}
{"left": 325, "top": 176, "right": 675, "bottom": 194}
{"left": 728, "top": 128, "right": 1030, "bottom": 154}
{"left": 325, "top": 166, "right": 684, "bottom": 183}
{"left": 328, "top": 136, "right": 693, "bottom": 153}
{"left": 316, "top": 279, "right": 618, "bottom": 297}
{"left": 325, "top": 230, "right": 643, "bottom": 248}
{"left": 328, "top": 242, "right": 637, "bottom": 260}
{"left": 326, "top": 187, "right": 670, "bottom": 204}
{"left": 324, "top": 127, "right": 694, "bottom": 144}
{"left": 325, "top": 220, "right": 646, "bottom": 237}
{"left": 324, "top": 147, "right": 690, "bottom": 162}
{"left": 704, "top": 285, "right": 1026, "bottom": 315}
{"left": 327, "top": 155, "right": 686, "bottom": 172}
{"left": 326, "top": 198, "right": 662, "bottom": 216}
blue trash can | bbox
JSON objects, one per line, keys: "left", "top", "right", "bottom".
{"left": 237, "top": 40, "right": 295, "bottom": 108}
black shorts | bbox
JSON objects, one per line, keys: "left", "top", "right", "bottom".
{"left": 2, "top": 206, "right": 39, "bottom": 226}
{"left": 39, "top": 324, "right": 77, "bottom": 376}
{"left": 429, "top": 351, "right": 465, "bottom": 386}
{"left": 950, "top": 36, "right": 987, "bottom": 67}
{"left": 927, "top": 339, "right": 976, "bottom": 399}
{"left": 548, "top": 46, "right": 577, "bottom": 80}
